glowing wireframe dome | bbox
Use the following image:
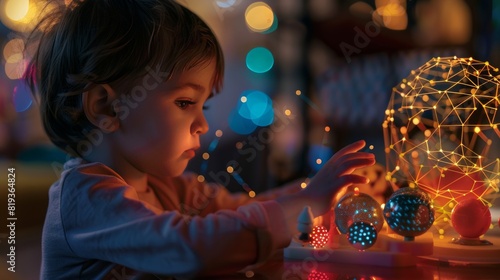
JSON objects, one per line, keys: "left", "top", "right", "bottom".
{"left": 383, "top": 57, "right": 499, "bottom": 219}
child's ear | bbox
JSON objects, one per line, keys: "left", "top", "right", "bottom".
{"left": 82, "top": 84, "right": 119, "bottom": 133}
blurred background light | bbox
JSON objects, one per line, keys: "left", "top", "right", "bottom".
{"left": 375, "top": 0, "right": 408, "bottom": 31}
{"left": 229, "top": 90, "right": 275, "bottom": 134}
{"left": 261, "top": 13, "right": 278, "bottom": 34}
{"left": 13, "top": 81, "right": 33, "bottom": 112}
{"left": 229, "top": 106, "right": 258, "bottom": 135}
{"left": 245, "top": 2, "right": 274, "bottom": 33}
{"left": 237, "top": 90, "right": 274, "bottom": 127}
{"left": 3, "top": 38, "right": 27, "bottom": 80}
{"left": 308, "top": 144, "right": 334, "bottom": 172}
{"left": 0, "top": 0, "right": 57, "bottom": 33}
{"left": 216, "top": 0, "right": 238, "bottom": 8}
{"left": 5, "top": 0, "right": 29, "bottom": 21}
{"left": 246, "top": 47, "right": 274, "bottom": 74}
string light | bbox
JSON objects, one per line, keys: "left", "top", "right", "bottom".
{"left": 200, "top": 129, "right": 224, "bottom": 174}
{"left": 294, "top": 89, "right": 322, "bottom": 113}
{"left": 248, "top": 191, "right": 256, "bottom": 198}
{"left": 197, "top": 175, "right": 205, "bottom": 183}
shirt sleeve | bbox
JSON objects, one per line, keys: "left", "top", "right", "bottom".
{"left": 61, "top": 166, "right": 291, "bottom": 278}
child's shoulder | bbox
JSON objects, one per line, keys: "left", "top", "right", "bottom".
{"left": 54, "top": 158, "right": 129, "bottom": 196}
{"left": 61, "top": 158, "right": 125, "bottom": 180}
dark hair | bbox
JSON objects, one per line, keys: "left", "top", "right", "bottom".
{"left": 24, "top": 0, "right": 224, "bottom": 157}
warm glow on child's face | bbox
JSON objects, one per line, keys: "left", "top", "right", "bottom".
{"left": 113, "top": 59, "right": 216, "bottom": 179}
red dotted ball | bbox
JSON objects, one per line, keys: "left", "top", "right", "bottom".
{"left": 310, "top": 226, "right": 329, "bottom": 249}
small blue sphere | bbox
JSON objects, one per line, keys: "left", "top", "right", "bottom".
{"left": 347, "top": 221, "right": 378, "bottom": 250}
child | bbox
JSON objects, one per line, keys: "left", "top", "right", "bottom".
{"left": 25, "top": 0, "right": 375, "bottom": 279}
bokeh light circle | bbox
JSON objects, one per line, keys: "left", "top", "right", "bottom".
{"left": 245, "top": 2, "right": 274, "bottom": 32}
{"left": 236, "top": 90, "right": 274, "bottom": 127}
{"left": 0, "top": 0, "right": 57, "bottom": 32}
{"left": 3, "top": 38, "right": 24, "bottom": 61}
{"left": 5, "top": 0, "right": 29, "bottom": 21}
{"left": 228, "top": 107, "right": 257, "bottom": 135}
{"left": 215, "top": 0, "right": 237, "bottom": 8}
{"left": 13, "top": 81, "right": 33, "bottom": 112}
{"left": 246, "top": 47, "right": 274, "bottom": 74}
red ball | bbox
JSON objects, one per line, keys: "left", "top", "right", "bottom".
{"left": 420, "top": 166, "right": 486, "bottom": 207}
{"left": 451, "top": 198, "right": 491, "bottom": 239}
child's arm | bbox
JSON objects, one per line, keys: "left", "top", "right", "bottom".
{"left": 56, "top": 167, "right": 290, "bottom": 278}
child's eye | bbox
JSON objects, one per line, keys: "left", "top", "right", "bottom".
{"left": 203, "top": 105, "right": 210, "bottom": 110}
{"left": 175, "top": 100, "right": 195, "bottom": 109}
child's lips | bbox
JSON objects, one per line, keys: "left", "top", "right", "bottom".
{"left": 184, "top": 147, "right": 199, "bottom": 158}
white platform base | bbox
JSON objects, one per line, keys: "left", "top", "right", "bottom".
{"left": 420, "top": 235, "right": 500, "bottom": 265}
{"left": 284, "top": 232, "right": 434, "bottom": 267}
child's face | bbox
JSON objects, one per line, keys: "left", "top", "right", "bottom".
{"left": 113, "top": 59, "right": 215, "bottom": 179}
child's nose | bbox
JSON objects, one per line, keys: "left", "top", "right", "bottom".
{"left": 193, "top": 112, "right": 209, "bottom": 135}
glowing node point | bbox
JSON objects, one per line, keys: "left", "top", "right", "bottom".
{"left": 197, "top": 175, "right": 205, "bottom": 182}
{"left": 354, "top": 187, "right": 360, "bottom": 195}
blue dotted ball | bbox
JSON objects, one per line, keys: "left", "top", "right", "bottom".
{"left": 383, "top": 187, "right": 434, "bottom": 241}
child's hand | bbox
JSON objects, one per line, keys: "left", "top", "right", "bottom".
{"left": 302, "top": 140, "right": 376, "bottom": 216}
{"left": 277, "top": 140, "right": 376, "bottom": 220}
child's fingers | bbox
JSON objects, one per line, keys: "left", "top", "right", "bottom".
{"left": 329, "top": 151, "right": 375, "bottom": 170}
{"left": 328, "top": 140, "right": 366, "bottom": 162}
{"left": 334, "top": 174, "right": 370, "bottom": 188}
{"left": 335, "top": 157, "right": 376, "bottom": 176}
